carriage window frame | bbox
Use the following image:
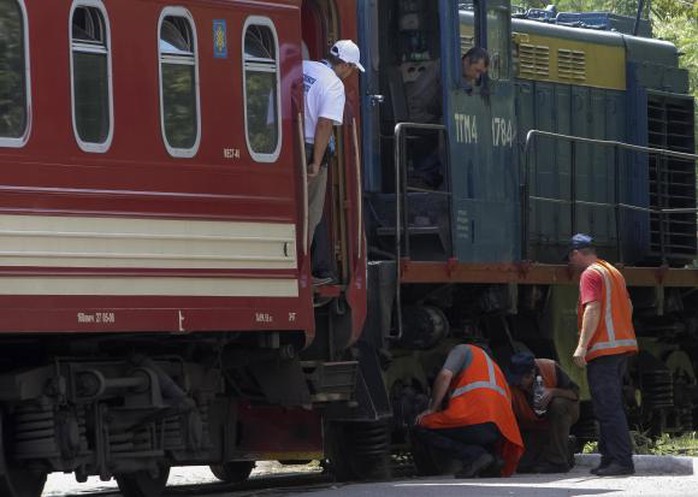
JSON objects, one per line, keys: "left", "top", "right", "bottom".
{"left": 158, "top": 7, "right": 201, "bottom": 158}
{"left": 241, "top": 16, "right": 282, "bottom": 163}
{"left": 69, "top": 0, "right": 114, "bottom": 153}
{"left": 0, "top": 0, "right": 31, "bottom": 148}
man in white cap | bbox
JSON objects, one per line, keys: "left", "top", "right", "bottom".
{"left": 303, "top": 39, "right": 364, "bottom": 286}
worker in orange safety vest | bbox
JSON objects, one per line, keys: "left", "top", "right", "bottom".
{"left": 412, "top": 344, "right": 523, "bottom": 478}
{"left": 507, "top": 352, "right": 579, "bottom": 473}
{"left": 568, "top": 233, "right": 638, "bottom": 477}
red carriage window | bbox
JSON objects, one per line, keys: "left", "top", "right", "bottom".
{"left": 0, "top": 0, "right": 30, "bottom": 147}
{"left": 70, "top": 1, "right": 113, "bottom": 152}
{"left": 242, "top": 18, "right": 281, "bottom": 163}
{"left": 158, "top": 9, "right": 200, "bottom": 158}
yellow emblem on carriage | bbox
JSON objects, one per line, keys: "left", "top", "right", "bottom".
{"left": 213, "top": 20, "right": 227, "bottom": 58}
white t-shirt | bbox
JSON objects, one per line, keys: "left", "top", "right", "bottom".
{"left": 302, "top": 60, "right": 345, "bottom": 144}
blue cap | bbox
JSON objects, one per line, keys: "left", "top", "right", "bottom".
{"left": 506, "top": 351, "right": 535, "bottom": 385}
{"left": 569, "top": 233, "right": 594, "bottom": 251}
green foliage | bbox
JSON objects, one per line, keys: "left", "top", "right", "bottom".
{"left": 516, "top": 0, "right": 645, "bottom": 14}
{"left": 652, "top": 5, "right": 698, "bottom": 149}
{"left": 162, "top": 64, "right": 197, "bottom": 149}
{"left": 582, "top": 440, "right": 598, "bottom": 453}
{"left": 648, "top": 432, "right": 698, "bottom": 456}
{"left": 584, "top": 432, "right": 698, "bottom": 456}
{"left": 245, "top": 71, "right": 278, "bottom": 155}
{"left": 650, "top": 0, "right": 698, "bottom": 22}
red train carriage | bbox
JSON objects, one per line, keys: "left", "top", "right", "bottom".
{"left": 5, "top": 0, "right": 698, "bottom": 493}
{"left": 0, "top": 1, "right": 371, "bottom": 496}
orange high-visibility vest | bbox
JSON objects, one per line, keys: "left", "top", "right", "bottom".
{"left": 577, "top": 259, "right": 638, "bottom": 362}
{"left": 511, "top": 358, "right": 557, "bottom": 428}
{"left": 420, "top": 345, "right": 524, "bottom": 476}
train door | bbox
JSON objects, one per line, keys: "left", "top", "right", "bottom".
{"left": 300, "top": 0, "right": 367, "bottom": 356}
{"left": 445, "top": 0, "right": 518, "bottom": 263}
{"left": 359, "top": 0, "right": 452, "bottom": 262}
{"left": 300, "top": 1, "right": 340, "bottom": 288}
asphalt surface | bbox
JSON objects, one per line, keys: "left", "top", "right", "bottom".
{"left": 299, "top": 457, "right": 697, "bottom": 497}
{"left": 44, "top": 455, "right": 698, "bottom": 497}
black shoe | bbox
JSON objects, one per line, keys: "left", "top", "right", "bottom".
{"left": 454, "top": 453, "right": 495, "bottom": 478}
{"left": 312, "top": 272, "right": 337, "bottom": 286}
{"left": 480, "top": 456, "right": 504, "bottom": 477}
{"left": 312, "top": 276, "right": 333, "bottom": 286}
{"left": 594, "top": 462, "right": 635, "bottom": 476}
{"left": 590, "top": 457, "right": 612, "bottom": 475}
{"left": 516, "top": 464, "right": 536, "bottom": 474}
{"left": 567, "top": 435, "right": 577, "bottom": 468}
{"left": 532, "top": 462, "right": 570, "bottom": 474}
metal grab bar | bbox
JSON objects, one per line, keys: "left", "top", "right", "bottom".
{"left": 352, "top": 119, "right": 363, "bottom": 260}
{"left": 298, "top": 113, "right": 309, "bottom": 255}
{"left": 524, "top": 130, "right": 698, "bottom": 161}
{"left": 393, "top": 122, "right": 447, "bottom": 341}
{"left": 522, "top": 129, "right": 698, "bottom": 262}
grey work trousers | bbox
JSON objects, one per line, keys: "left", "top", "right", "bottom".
{"left": 307, "top": 165, "right": 328, "bottom": 245}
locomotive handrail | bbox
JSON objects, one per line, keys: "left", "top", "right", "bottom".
{"left": 298, "top": 114, "right": 309, "bottom": 256}
{"left": 522, "top": 129, "right": 698, "bottom": 263}
{"left": 353, "top": 119, "right": 363, "bottom": 260}
{"left": 524, "top": 130, "right": 698, "bottom": 162}
{"left": 393, "top": 122, "right": 448, "bottom": 341}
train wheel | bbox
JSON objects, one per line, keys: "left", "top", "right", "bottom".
{"left": 0, "top": 410, "right": 47, "bottom": 497}
{"left": 209, "top": 461, "right": 254, "bottom": 483}
{"left": 115, "top": 466, "right": 170, "bottom": 497}
{"left": 326, "top": 420, "right": 391, "bottom": 482}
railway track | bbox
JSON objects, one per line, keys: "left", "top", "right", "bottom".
{"left": 51, "top": 465, "right": 340, "bottom": 497}
{"left": 51, "top": 456, "right": 416, "bottom": 497}
{"left": 169, "top": 472, "right": 335, "bottom": 497}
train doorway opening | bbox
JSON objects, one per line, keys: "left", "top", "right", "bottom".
{"left": 301, "top": 0, "right": 351, "bottom": 286}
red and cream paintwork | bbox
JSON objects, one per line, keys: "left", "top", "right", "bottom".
{"left": 0, "top": 0, "right": 366, "bottom": 342}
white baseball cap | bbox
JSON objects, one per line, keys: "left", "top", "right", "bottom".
{"left": 330, "top": 39, "right": 365, "bottom": 72}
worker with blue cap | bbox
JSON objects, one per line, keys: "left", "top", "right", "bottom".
{"left": 567, "top": 233, "right": 638, "bottom": 476}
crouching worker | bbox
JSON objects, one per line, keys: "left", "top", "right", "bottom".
{"left": 507, "top": 351, "right": 580, "bottom": 473}
{"left": 412, "top": 344, "right": 523, "bottom": 478}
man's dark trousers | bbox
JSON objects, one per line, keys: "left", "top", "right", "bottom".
{"left": 412, "top": 422, "right": 499, "bottom": 466}
{"left": 587, "top": 354, "right": 633, "bottom": 468}
{"left": 519, "top": 396, "right": 579, "bottom": 469}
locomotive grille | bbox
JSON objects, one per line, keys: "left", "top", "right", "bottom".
{"left": 557, "top": 49, "right": 586, "bottom": 82}
{"left": 518, "top": 43, "right": 550, "bottom": 77}
{"left": 647, "top": 94, "right": 697, "bottom": 263}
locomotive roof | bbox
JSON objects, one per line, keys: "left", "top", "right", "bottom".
{"left": 459, "top": 9, "right": 680, "bottom": 67}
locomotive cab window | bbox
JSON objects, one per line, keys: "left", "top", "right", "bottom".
{"left": 486, "top": 2, "right": 511, "bottom": 81}
{"left": 242, "top": 18, "right": 281, "bottom": 162}
{"left": 0, "top": 0, "right": 30, "bottom": 147}
{"left": 158, "top": 9, "right": 200, "bottom": 158}
{"left": 70, "top": 1, "right": 113, "bottom": 153}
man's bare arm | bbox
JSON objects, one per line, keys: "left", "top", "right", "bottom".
{"left": 416, "top": 368, "right": 454, "bottom": 424}
{"left": 573, "top": 301, "right": 600, "bottom": 368}
{"left": 308, "top": 118, "right": 334, "bottom": 178}
{"left": 428, "top": 369, "right": 454, "bottom": 412}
